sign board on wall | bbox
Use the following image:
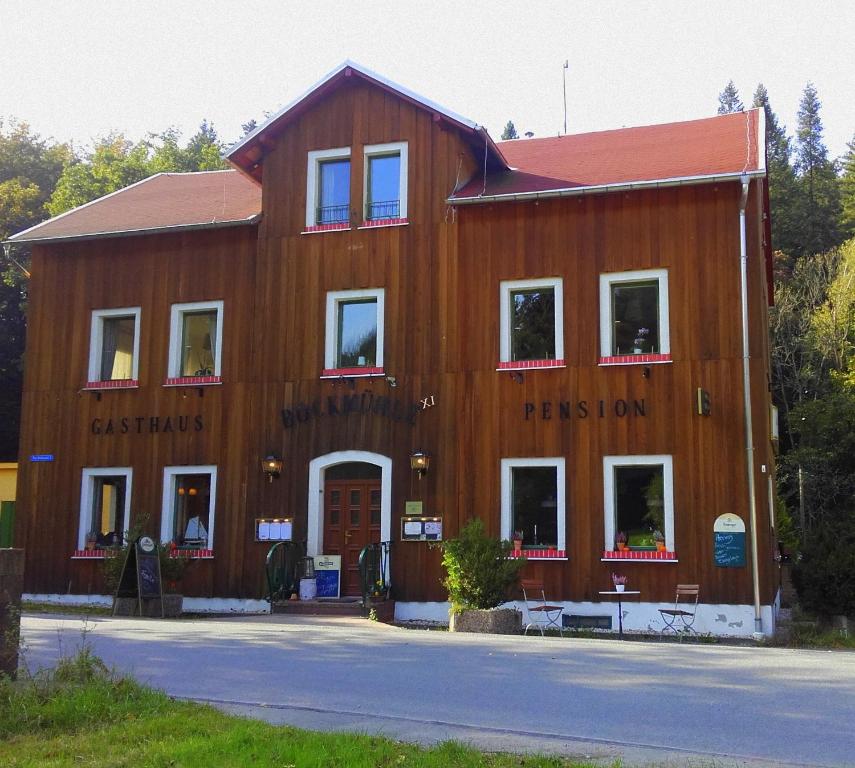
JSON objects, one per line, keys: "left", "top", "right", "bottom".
{"left": 401, "top": 516, "right": 442, "bottom": 541}
{"left": 256, "top": 518, "right": 293, "bottom": 541}
{"left": 713, "top": 513, "right": 746, "bottom": 567}
{"left": 314, "top": 555, "right": 341, "bottom": 598}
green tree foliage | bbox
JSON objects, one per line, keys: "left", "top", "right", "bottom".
{"left": 48, "top": 122, "right": 228, "bottom": 216}
{"left": 791, "top": 509, "right": 855, "bottom": 616}
{"left": 717, "top": 80, "right": 743, "bottom": 114}
{"left": 439, "top": 519, "right": 525, "bottom": 612}
{"left": 0, "top": 120, "right": 70, "bottom": 460}
{"left": 793, "top": 83, "right": 841, "bottom": 256}
{"left": 753, "top": 84, "right": 800, "bottom": 255}
{"left": 840, "top": 133, "right": 855, "bottom": 239}
{"left": 500, "top": 120, "right": 519, "bottom": 140}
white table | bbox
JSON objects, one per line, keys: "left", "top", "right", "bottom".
{"left": 598, "top": 590, "right": 641, "bottom": 638}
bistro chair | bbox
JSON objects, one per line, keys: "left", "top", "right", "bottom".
{"left": 521, "top": 583, "right": 565, "bottom": 637}
{"left": 659, "top": 584, "right": 700, "bottom": 639}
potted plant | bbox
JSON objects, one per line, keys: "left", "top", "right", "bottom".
{"left": 632, "top": 327, "right": 650, "bottom": 354}
{"left": 512, "top": 531, "right": 523, "bottom": 554}
{"left": 615, "top": 531, "right": 628, "bottom": 551}
{"left": 612, "top": 573, "right": 627, "bottom": 593}
{"left": 439, "top": 519, "right": 526, "bottom": 634}
{"left": 653, "top": 530, "right": 666, "bottom": 551}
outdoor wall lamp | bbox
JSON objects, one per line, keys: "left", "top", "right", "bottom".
{"left": 410, "top": 451, "right": 430, "bottom": 478}
{"left": 262, "top": 454, "right": 283, "bottom": 482}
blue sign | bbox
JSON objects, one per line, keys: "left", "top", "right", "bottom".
{"left": 30, "top": 454, "right": 54, "bottom": 462}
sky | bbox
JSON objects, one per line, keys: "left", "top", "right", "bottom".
{"left": 2, "top": 1, "right": 854, "bottom": 159}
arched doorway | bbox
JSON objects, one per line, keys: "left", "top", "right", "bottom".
{"left": 307, "top": 451, "right": 392, "bottom": 596}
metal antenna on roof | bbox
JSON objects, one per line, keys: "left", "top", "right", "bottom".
{"left": 562, "top": 60, "right": 569, "bottom": 136}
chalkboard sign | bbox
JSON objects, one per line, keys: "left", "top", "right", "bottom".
{"left": 714, "top": 513, "right": 746, "bottom": 568}
{"left": 112, "top": 536, "right": 164, "bottom": 616}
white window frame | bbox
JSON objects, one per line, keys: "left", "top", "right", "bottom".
{"left": 599, "top": 268, "right": 670, "bottom": 358}
{"left": 88, "top": 307, "right": 141, "bottom": 383}
{"left": 306, "top": 146, "right": 351, "bottom": 228}
{"left": 362, "top": 141, "right": 408, "bottom": 221}
{"left": 160, "top": 465, "right": 218, "bottom": 549}
{"left": 167, "top": 300, "right": 224, "bottom": 379}
{"left": 603, "top": 454, "right": 674, "bottom": 552}
{"left": 500, "top": 457, "right": 566, "bottom": 555}
{"left": 324, "top": 288, "right": 385, "bottom": 372}
{"left": 78, "top": 467, "right": 133, "bottom": 550}
{"left": 499, "top": 278, "right": 564, "bottom": 364}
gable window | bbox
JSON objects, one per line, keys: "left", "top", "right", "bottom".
{"left": 166, "top": 300, "right": 223, "bottom": 385}
{"left": 87, "top": 307, "right": 141, "bottom": 388}
{"left": 498, "top": 278, "right": 564, "bottom": 370}
{"left": 323, "top": 289, "right": 385, "bottom": 376}
{"left": 305, "top": 147, "right": 351, "bottom": 230}
{"left": 362, "top": 142, "right": 408, "bottom": 226}
{"left": 603, "top": 455, "right": 675, "bottom": 559}
{"left": 599, "top": 269, "right": 670, "bottom": 364}
{"left": 161, "top": 466, "right": 217, "bottom": 553}
{"left": 500, "top": 458, "right": 566, "bottom": 559}
{"left": 78, "top": 467, "right": 132, "bottom": 551}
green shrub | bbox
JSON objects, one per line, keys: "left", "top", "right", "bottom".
{"left": 439, "top": 519, "right": 526, "bottom": 612}
{"left": 102, "top": 542, "right": 187, "bottom": 594}
{"left": 792, "top": 511, "right": 855, "bottom": 617}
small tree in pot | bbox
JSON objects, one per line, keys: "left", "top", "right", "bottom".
{"left": 439, "top": 519, "right": 526, "bottom": 633}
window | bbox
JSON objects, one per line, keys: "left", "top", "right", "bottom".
{"left": 306, "top": 147, "right": 351, "bottom": 229}
{"left": 603, "top": 455, "right": 674, "bottom": 554}
{"left": 362, "top": 142, "right": 408, "bottom": 224}
{"left": 324, "top": 289, "right": 385, "bottom": 375}
{"left": 78, "top": 468, "right": 132, "bottom": 550}
{"left": 499, "top": 278, "right": 564, "bottom": 368}
{"left": 501, "top": 458, "right": 566, "bottom": 558}
{"left": 599, "top": 269, "right": 670, "bottom": 363}
{"left": 87, "top": 307, "right": 141, "bottom": 386}
{"left": 167, "top": 300, "right": 223, "bottom": 383}
{"left": 161, "top": 466, "right": 217, "bottom": 551}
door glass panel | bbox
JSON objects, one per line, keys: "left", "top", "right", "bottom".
{"left": 350, "top": 489, "right": 361, "bottom": 506}
{"left": 370, "top": 508, "right": 381, "bottom": 525}
{"left": 350, "top": 509, "right": 360, "bottom": 526}
{"left": 330, "top": 490, "right": 340, "bottom": 505}
{"left": 330, "top": 509, "right": 340, "bottom": 525}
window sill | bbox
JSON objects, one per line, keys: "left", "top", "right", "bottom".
{"left": 358, "top": 218, "right": 409, "bottom": 229}
{"left": 84, "top": 380, "right": 139, "bottom": 390}
{"left": 321, "top": 367, "right": 384, "bottom": 378}
{"left": 497, "top": 359, "right": 565, "bottom": 372}
{"left": 302, "top": 223, "right": 351, "bottom": 234}
{"left": 598, "top": 353, "right": 672, "bottom": 366}
{"left": 163, "top": 376, "right": 222, "bottom": 387}
{"left": 509, "top": 549, "right": 566, "bottom": 560}
{"left": 601, "top": 550, "right": 678, "bottom": 562}
{"left": 170, "top": 549, "right": 214, "bottom": 559}
{"left": 72, "top": 549, "right": 118, "bottom": 559}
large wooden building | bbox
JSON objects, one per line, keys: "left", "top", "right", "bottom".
{"left": 6, "top": 62, "right": 780, "bottom": 636}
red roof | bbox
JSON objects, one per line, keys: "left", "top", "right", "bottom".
{"left": 7, "top": 170, "right": 261, "bottom": 244}
{"left": 452, "top": 110, "right": 762, "bottom": 200}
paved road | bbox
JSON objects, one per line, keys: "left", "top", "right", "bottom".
{"left": 20, "top": 613, "right": 855, "bottom": 767}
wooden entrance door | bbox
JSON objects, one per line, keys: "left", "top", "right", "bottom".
{"left": 323, "top": 479, "right": 381, "bottom": 596}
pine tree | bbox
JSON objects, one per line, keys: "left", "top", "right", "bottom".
{"left": 717, "top": 80, "right": 743, "bottom": 114}
{"left": 840, "top": 133, "right": 855, "bottom": 239}
{"left": 501, "top": 120, "right": 519, "bottom": 140}
{"left": 793, "top": 83, "right": 841, "bottom": 256}
{"left": 753, "top": 84, "right": 800, "bottom": 256}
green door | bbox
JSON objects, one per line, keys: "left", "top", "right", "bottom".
{"left": 0, "top": 501, "right": 14, "bottom": 547}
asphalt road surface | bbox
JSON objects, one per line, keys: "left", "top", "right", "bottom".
{"left": 20, "top": 613, "right": 855, "bottom": 767}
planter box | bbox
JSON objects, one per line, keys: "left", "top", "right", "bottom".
{"left": 113, "top": 594, "right": 183, "bottom": 618}
{"left": 449, "top": 607, "right": 521, "bottom": 634}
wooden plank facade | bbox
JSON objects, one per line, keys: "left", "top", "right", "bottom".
{"left": 13, "top": 66, "right": 779, "bottom": 633}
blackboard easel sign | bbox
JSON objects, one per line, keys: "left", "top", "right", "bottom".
{"left": 112, "top": 536, "right": 164, "bottom": 617}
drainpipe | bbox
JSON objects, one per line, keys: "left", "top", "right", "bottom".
{"left": 738, "top": 175, "right": 763, "bottom": 640}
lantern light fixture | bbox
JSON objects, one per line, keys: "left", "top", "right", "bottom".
{"left": 262, "top": 454, "right": 283, "bottom": 482}
{"left": 410, "top": 451, "right": 430, "bottom": 478}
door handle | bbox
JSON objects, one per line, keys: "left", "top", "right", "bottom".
{"left": 344, "top": 531, "right": 352, "bottom": 541}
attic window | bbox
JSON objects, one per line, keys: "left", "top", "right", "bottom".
{"left": 362, "top": 142, "right": 408, "bottom": 224}
{"left": 306, "top": 147, "right": 351, "bottom": 230}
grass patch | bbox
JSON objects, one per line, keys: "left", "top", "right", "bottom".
{"left": 782, "top": 623, "right": 855, "bottom": 649}
{"left": 0, "top": 649, "right": 607, "bottom": 767}
{"left": 23, "top": 601, "right": 112, "bottom": 617}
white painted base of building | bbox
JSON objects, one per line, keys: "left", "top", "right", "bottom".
{"left": 394, "top": 600, "right": 778, "bottom": 638}
{"left": 23, "top": 593, "right": 271, "bottom": 615}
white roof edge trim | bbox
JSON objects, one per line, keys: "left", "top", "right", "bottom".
{"left": 447, "top": 170, "right": 768, "bottom": 205}
{"left": 225, "top": 59, "right": 479, "bottom": 159}
{"left": 3, "top": 215, "right": 262, "bottom": 246}
{"left": 757, "top": 107, "right": 767, "bottom": 174}
{"left": 7, "top": 173, "right": 166, "bottom": 242}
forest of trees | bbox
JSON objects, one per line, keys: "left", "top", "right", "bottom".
{"left": 3, "top": 83, "right": 855, "bottom": 611}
